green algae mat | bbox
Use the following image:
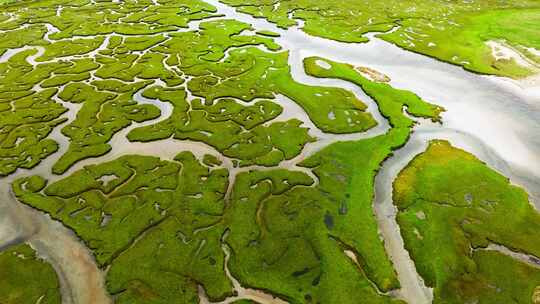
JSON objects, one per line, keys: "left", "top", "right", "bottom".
{"left": 0, "top": 0, "right": 539, "bottom": 304}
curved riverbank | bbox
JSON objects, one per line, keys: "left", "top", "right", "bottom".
{"left": 0, "top": 182, "right": 111, "bottom": 304}
{"left": 0, "top": 1, "right": 538, "bottom": 303}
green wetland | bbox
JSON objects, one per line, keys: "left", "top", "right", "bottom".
{"left": 0, "top": 1, "right": 539, "bottom": 304}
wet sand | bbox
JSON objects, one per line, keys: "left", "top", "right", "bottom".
{"left": 0, "top": 1, "right": 539, "bottom": 303}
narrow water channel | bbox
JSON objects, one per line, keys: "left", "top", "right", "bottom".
{"left": 201, "top": 1, "right": 540, "bottom": 303}
{"left": 0, "top": 1, "right": 538, "bottom": 303}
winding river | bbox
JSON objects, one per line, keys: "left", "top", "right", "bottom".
{"left": 0, "top": 0, "right": 539, "bottom": 303}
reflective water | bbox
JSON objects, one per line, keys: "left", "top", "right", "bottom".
{"left": 0, "top": 1, "right": 538, "bottom": 303}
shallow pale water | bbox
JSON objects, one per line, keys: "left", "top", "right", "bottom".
{"left": 0, "top": 1, "right": 539, "bottom": 303}
{"left": 204, "top": 0, "right": 540, "bottom": 201}
{"left": 200, "top": 2, "right": 540, "bottom": 302}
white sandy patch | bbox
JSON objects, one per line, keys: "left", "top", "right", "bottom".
{"left": 356, "top": 66, "right": 391, "bottom": 82}
{"left": 487, "top": 72, "right": 540, "bottom": 100}
{"left": 486, "top": 40, "right": 537, "bottom": 69}
{"left": 525, "top": 46, "right": 540, "bottom": 58}
{"left": 482, "top": 243, "right": 540, "bottom": 269}
{"left": 519, "top": 73, "right": 540, "bottom": 88}
{"left": 97, "top": 174, "right": 118, "bottom": 187}
{"left": 315, "top": 59, "right": 331, "bottom": 69}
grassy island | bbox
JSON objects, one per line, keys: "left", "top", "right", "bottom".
{"left": 0, "top": 244, "right": 61, "bottom": 304}
{"left": 219, "top": 0, "right": 540, "bottom": 78}
{"left": 0, "top": 0, "right": 538, "bottom": 303}
{"left": 394, "top": 140, "right": 540, "bottom": 303}
{"left": 12, "top": 53, "right": 443, "bottom": 303}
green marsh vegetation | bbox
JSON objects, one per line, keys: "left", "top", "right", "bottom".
{"left": 52, "top": 81, "right": 161, "bottom": 174}
{"left": 394, "top": 140, "right": 540, "bottom": 303}
{"left": 0, "top": 50, "right": 69, "bottom": 176}
{"left": 0, "top": 244, "right": 61, "bottom": 304}
{"left": 0, "top": 0, "right": 377, "bottom": 175}
{"left": 218, "top": 0, "right": 540, "bottom": 78}
{"left": 14, "top": 55, "right": 442, "bottom": 303}
{"left": 303, "top": 57, "right": 444, "bottom": 129}
{"left": 0, "top": 1, "right": 445, "bottom": 299}
{"left": 298, "top": 56, "right": 442, "bottom": 296}
{"left": 1, "top": 0, "right": 538, "bottom": 303}
{"left": 15, "top": 153, "right": 234, "bottom": 303}
{"left": 126, "top": 85, "right": 316, "bottom": 168}
{"left": 1, "top": 0, "right": 224, "bottom": 174}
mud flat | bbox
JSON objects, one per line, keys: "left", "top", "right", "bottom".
{"left": 0, "top": 1, "right": 538, "bottom": 303}
{"left": 203, "top": 0, "right": 540, "bottom": 204}
{"left": 373, "top": 118, "right": 540, "bottom": 302}
{"left": 288, "top": 36, "right": 540, "bottom": 205}
{"left": 0, "top": 182, "right": 111, "bottom": 304}
{"left": 200, "top": 2, "right": 540, "bottom": 303}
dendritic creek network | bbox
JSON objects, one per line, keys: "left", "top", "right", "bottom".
{"left": 0, "top": 1, "right": 539, "bottom": 304}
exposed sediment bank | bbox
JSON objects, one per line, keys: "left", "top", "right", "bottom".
{"left": 0, "top": 1, "right": 539, "bottom": 303}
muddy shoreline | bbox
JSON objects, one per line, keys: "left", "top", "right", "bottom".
{"left": 0, "top": 1, "right": 538, "bottom": 303}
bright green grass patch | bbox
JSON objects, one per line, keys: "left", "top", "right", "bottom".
{"left": 16, "top": 153, "right": 404, "bottom": 304}
{"left": 0, "top": 244, "right": 61, "bottom": 304}
{"left": 0, "top": 24, "right": 47, "bottom": 55}
{"left": 256, "top": 30, "right": 281, "bottom": 37}
{"left": 219, "top": 0, "right": 540, "bottom": 78}
{"left": 303, "top": 56, "right": 444, "bottom": 128}
{"left": 2, "top": 0, "right": 220, "bottom": 39}
{"left": 52, "top": 82, "right": 160, "bottom": 175}
{"left": 12, "top": 60, "right": 444, "bottom": 302}
{"left": 126, "top": 85, "right": 314, "bottom": 168}
{"left": 183, "top": 47, "right": 378, "bottom": 134}
{"left": 14, "top": 153, "right": 393, "bottom": 303}
{"left": 37, "top": 37, "right": 105, "bottom": 62}
{"left": 0, "top": 51, "right": 71, "bottom": 176}
{"left": 15, "top": 152, "right": 234, "bottom": 302}
{"left": 150, "top": 19, "right": 377, "bottom": 134}
{"left": 223, "top": 54, "right": 443, "bottom": 301}
{"left": 380, "top": 8, "right": 540, "bottom": 78}
{"left": 0, "top": 8, "right": 380, "bottom": 176}
{"left": 394, "top": 140, "right": 540, "bottom": 303}
{"left": 13, "top": 54, "right": 444, "bottom": 303}
{"left": 299, "top": 55, "right": 443, "bottom": 293}
{"left": 0, "top": 1, "right": 482, "bottom": 303}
